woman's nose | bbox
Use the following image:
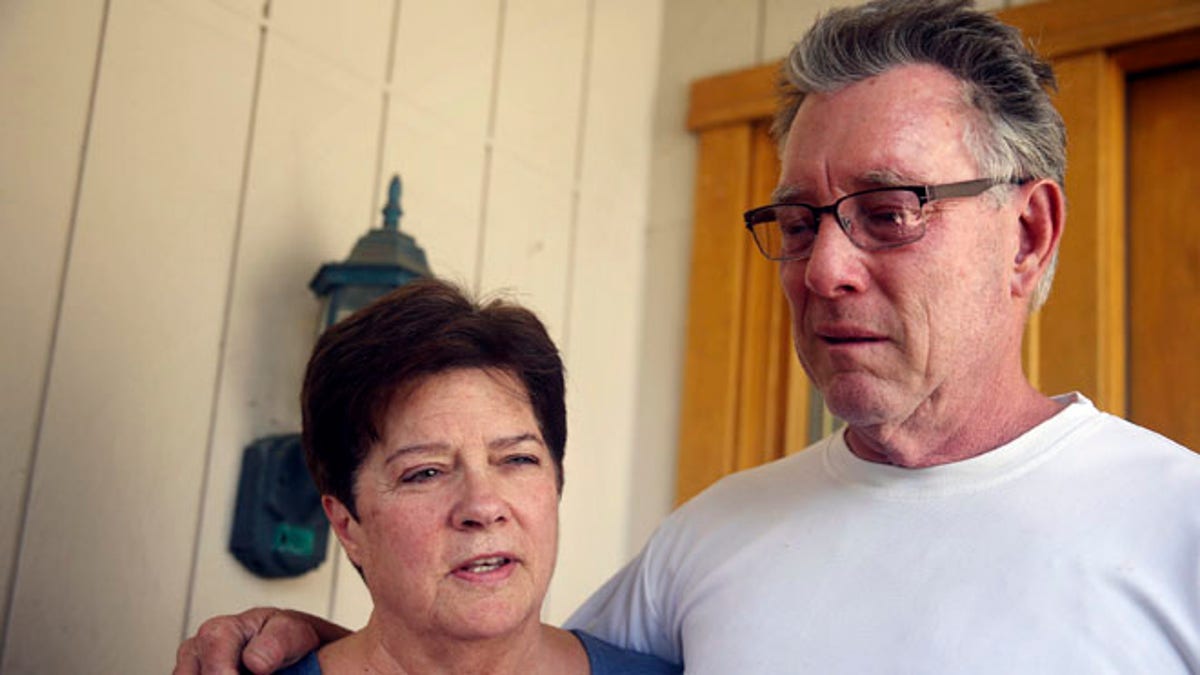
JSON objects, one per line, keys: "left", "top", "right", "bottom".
{"left": 451, "top": 470, "right": 510, "bottom": 530}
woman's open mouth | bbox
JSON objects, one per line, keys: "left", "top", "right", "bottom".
{"left": 458, "top": 556, "right": 512, "bottom": 574}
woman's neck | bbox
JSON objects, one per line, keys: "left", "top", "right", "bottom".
{"left": 319, "top": 618, "right": 587, "bottom": 674}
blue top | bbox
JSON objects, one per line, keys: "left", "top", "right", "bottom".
{"left": 276, "top": 630, "right": 680, "bottom": 674}
{"left": 574, "top": 629, "right": 681, "bottom": 674}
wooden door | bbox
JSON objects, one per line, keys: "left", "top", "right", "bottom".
{"left": 1128, "top": 62, "right": 1200, "bottom": 451}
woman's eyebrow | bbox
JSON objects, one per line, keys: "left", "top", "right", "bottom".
{"left": 383, "top": 433, "right": 543, "bottom": 463}
{"left": 383, "top": 442, "right": 447, "bottom": 466}
{"left": 488, "top": 432, "right": 543, "bottom": 450}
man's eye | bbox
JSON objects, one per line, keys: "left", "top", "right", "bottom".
{"left": 780, "top": 220, "right": 811, "bottom": 235}
{"left": 863, "top": 208, "right": 903, "bottom": 224}
{"left": 401, "top": 467, "right": 442, "bottom": 484}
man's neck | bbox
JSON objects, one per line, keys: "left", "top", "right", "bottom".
{"left": 844, "top": 381, "right": 1065, "bottom": 468}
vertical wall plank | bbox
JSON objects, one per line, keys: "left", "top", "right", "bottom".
{"left": 0, "top": 0, "right": 107, "bottom": 645}
{"left": 550, "top": 0, "right": 664, "bottom": 624}
{"left": 331, "top": 0, "right": 508, "bottom": 629}
{"left": 761, "top": 0, "right": 838, "bottom": 61}
{"left": 380, "top": 0, "right": 503, "bottom": 288}
{"left": 1, "top": 0, "right": 258, "bottom": 672}
{"left": 478, "top": 0, "right": 588, "bottom": 340}
{"left": 268, "top": 0, "right": 392, "bottom": 83}
{"left": 630, "top": 0, "right": 760, "bottom": 547}
{"left": 185, "top": 11, "right": 389, "bottom": 633}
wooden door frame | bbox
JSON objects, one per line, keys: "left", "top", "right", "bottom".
{"left": 675, "top": 0, "right": 1200, "bottom": 503}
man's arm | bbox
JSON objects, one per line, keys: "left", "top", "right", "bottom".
{"left": 172, "top": 607, "right": 350, "bottom": 675}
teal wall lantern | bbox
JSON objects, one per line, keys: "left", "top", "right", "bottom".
{"left": 310, "top": 174, "right": 432, "bottom": 330}
{"left": 229, "top": 174, "right": 432, "bottom": 578}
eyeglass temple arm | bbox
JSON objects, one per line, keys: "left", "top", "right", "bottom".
{"left": 925, "top": 178, "right": 1018, "bottom": 200}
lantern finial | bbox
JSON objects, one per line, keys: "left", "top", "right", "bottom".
{"left": 382, "top": 175, "right": 402, "bottom": 230}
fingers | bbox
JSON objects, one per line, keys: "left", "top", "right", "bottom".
{"left": 172, "top": 607, "right": 337, "bottom": 675}
{"left": 171, "top": 607, "right": 274, "bottom": 675}
{"left": 172, "top": 635, "right": 204, "bottom": 675}
{"left": 240, "top": 610, "right": 322, "bottom": 675}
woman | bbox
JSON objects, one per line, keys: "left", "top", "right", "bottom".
{"left": 280, "top": 278, "right": 677, "bottom": 674}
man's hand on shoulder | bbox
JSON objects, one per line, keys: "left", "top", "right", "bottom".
{"left": 173, "top": 607, "right": 350, "bottom": 675}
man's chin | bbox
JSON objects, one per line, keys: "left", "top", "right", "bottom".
{"left": 819, "top": 380, "right": 898, "bottom": 428}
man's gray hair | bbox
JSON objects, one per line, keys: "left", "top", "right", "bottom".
{"left": 775, "top": 0, "right": 1066, "bottom": 309}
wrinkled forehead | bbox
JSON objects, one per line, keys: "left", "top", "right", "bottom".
{"left": 777, "top": 65, "right": 978, "bottom": 200}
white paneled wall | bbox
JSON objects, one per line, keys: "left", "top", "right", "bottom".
{"left": 3, "top": 1, "right": 259, "bottom": 672}
{"left": 184, "top": 2, "right": 390, "bottom": 632}
{"left": 0, "top": 0, "right": 1031, "bottom": 671}
{"left": 0, "top": 0, "right": 108, "bottom": 650}
{"left": 0, "top": 0, "right": 666, "bottom": 671}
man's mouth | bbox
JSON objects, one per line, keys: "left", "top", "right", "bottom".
{"left": 820, "top": 334, "right": 884, "bottom": 345}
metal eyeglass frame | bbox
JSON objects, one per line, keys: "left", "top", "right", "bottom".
{"left": 743, "top": 177, "right": 1017, "bottom": 261}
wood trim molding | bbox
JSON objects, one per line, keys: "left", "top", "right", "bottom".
{"left": 687, "top": 63, "right": 778, "bottom": 132}
{"left": 998, "top": 0, "right": 1200, "bottom": 60}
{"left": 1036, "top": 50, "right": 1127, "bottom": 414}
{"left": 685, "top": 0, "right": 1200, "bottom": 133}
{"left": 674, "top": 125, "right": 755, "bottom": 503}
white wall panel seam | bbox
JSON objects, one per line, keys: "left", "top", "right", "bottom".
{"left": 326, "top": 0, "right": 405, "bottom": 621}
{"left": 178, "top": 18, "right": 269, "bottom": 642}
{"left": 558, "top": 0, "right": 596, "bottom": 356}
{"left": 367, "top": 0, "right": 404, "bottom": 221}
{"left": 0, "top": 0, "right": 112, "bottom": 661}
{"left": 472, "top": 0, "right": 509, "bottom": 295}
{"left": 258, "top": 4, "right": 389, "bottom": 90}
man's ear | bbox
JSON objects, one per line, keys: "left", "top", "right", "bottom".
{"left": 322, "top": 495, "right": 364, "bottom": 567}
{"left": 1011, "top": 179, "right": 1066, "bottom": 298}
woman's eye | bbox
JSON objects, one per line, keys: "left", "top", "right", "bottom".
{"left": 400, "top": 467, "right": 442, "bottom": 484}
{"left": 504, "top": 454, "right": 540, "bottom": 466}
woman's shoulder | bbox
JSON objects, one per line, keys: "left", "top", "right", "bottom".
{"left": 273, "top": 634, "right": 681, "bottom": 674}
{"left": 274, "top": 650, "right": 321, "bottom": 675}
{"left": 572, "top": 629, "right": 682, "bottom": 675}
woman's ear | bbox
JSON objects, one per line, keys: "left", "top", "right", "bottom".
{"left": 1012, "top": 179, "right": 1066, "bottom": 299}
{"left": 322, "top": 495, "right": 364, "bottom": 567}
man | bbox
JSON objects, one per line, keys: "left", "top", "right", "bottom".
{"left": 177, "top": 1, "right": 1200, "bottom": 672}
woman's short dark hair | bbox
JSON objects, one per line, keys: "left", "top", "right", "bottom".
{"left": 301, "top": 278, "right": 566, "bottom": 518}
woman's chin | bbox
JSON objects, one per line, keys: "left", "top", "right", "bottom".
{"left": 430, "top": 597, "right": 543, "bottom": 641}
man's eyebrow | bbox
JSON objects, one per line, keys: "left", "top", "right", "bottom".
{"left": 860, "top": 168, "right": 918, "bottom": 186}
{"left": 772, "top": 169, "right": 920, "bottom": 203}
{"left": 771, "top": 185, "right": 807, "bottom": 203}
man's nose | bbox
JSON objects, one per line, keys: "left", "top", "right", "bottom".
{"left": 451, "top": 469, "right": 510, "bottom": 530}
{"left": 803, "top": 213, "right": 868, "bottom": 297}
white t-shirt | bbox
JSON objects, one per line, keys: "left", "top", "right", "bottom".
{"left": 566, "top": 394, "right": 1200, "bottom": 673}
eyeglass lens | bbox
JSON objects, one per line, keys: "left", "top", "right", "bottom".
{"left": 750, "top": 189, "right": 926, "bottom": 260}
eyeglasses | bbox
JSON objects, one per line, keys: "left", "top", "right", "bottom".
{"left": 743, "top": 178, "right": 1014, "bottom": 261}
